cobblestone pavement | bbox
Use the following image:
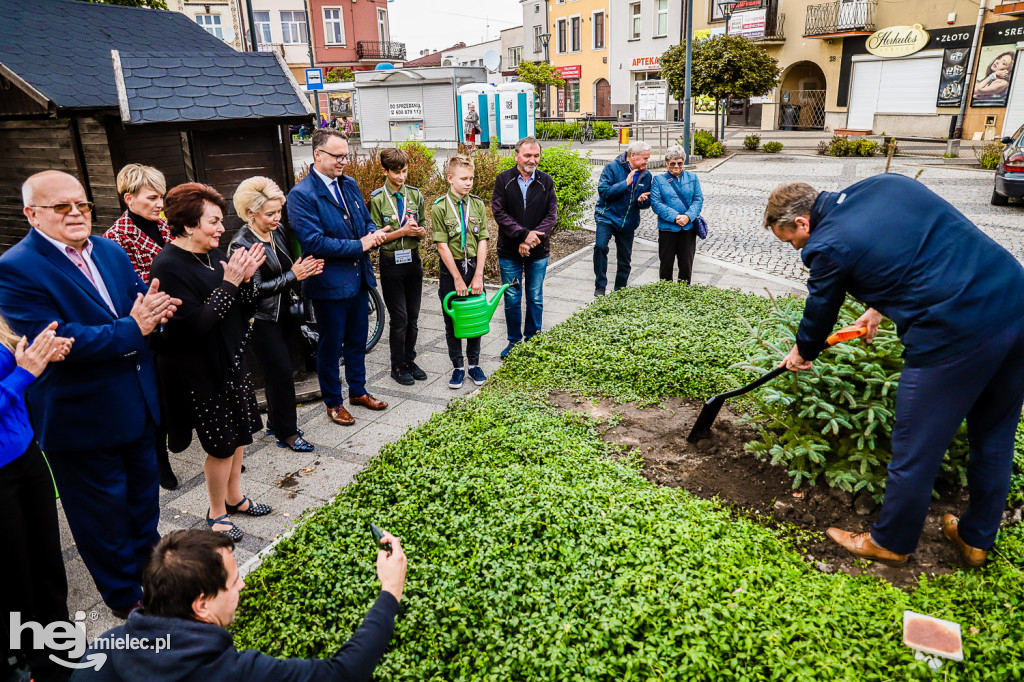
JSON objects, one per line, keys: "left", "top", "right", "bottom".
{"left": 587, "top": 154, "right": 1023, "bottom": 283}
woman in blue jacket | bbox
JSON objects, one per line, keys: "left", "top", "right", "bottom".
{"left": 1, "top": 316, "right": 73, "bottom": 682}
{"left": 650, "top": 145, "right": 704, "bottom": 283}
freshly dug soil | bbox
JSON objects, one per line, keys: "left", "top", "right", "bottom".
{"left": 549, "top": 391, "right": 983, "bottom": 587}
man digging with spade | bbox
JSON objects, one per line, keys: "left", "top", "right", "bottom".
{"left": 764, "top": 174, "right": 1024, "bottom": 569}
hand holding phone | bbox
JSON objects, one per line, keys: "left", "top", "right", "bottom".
{"left": 370, "top": 523, "right": 392, "bottom": 553}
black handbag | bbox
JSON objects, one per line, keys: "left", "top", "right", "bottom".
{"left": 285, "top": 289, "right": 306, "bottom": 323}
{"left": 298, "top": 323, "right": 319, "bottom": 372}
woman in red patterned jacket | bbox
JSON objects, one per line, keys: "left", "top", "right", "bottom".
{"left": 104, "top": 164, "right": 178, "bottom": 490}
{"left": 104, "top": 164, "right": 172, "bottom": 283}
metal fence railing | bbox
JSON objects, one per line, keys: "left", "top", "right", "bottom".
{"left": 804, "top": 0, "right": 876, "bottom": 36}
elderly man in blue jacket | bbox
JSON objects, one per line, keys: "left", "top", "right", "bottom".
{"left": 593, "top": 141, "right": 653, "bottom": 297}
{"left": 288, "top": 129, "right": 390, "bottom": 427}
{"left": 766, "top": 174, "right": 1024, "bottom": 569}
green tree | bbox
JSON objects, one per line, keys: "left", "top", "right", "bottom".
{"left": 515, "top": 61, "right": 565, "bottom": 89}
{"left": 76, "top": 0, "right": 168, "bottom": 8}
{"left": 661, "top": 35, "right": 780, "bottom": 140}
{"left": 324, "top": 67, "right": 355, "bottom": 84}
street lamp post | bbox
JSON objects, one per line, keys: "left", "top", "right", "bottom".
{"left": 716, "top": 0, "right": 738, "bottom": 141}
{"left": 539, "top": 32, "right": 552, "bottom": 117}
{"left": 682, "top": 0, "right": 694, "bottom": 165}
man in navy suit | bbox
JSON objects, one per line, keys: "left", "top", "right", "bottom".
{"left": 0, "top": 170, "right": 180, "bottom": 618}
{"left": 287, "top": 129, "right": 389, "bottom": 426}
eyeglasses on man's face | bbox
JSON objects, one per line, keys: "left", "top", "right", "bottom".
{"left": 316, "top": 149, "right": 350, "bottom": 162}
{"left": 31, "top": 202, "right": 95, "bottom": 215}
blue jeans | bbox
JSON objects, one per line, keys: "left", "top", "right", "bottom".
{"left": 499, "top": 256, "right": 549, "bottom": 343}
{"left": 594, "top": 219, "right": 635, "bottom": 290}
{"left": 312, "top": 293, "right": 369, "bottom": 408}
{"left": 871, "top": 318, "right": 1024, "bottom": 554}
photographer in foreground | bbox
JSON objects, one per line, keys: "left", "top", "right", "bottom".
{"left": 72, "top": 528, "right": 407, "bottom": 681}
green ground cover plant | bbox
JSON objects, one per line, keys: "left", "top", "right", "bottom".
{"left": 492, "top": 283, "right": 773, "bottom": 403}
{"left": 233, "top": 284, "right": 1024, "bottom": 679}
{"left": 690, "top": 130, "right": 725, "bottom": 159}
{"left": 762, "top": 141, "right": 783, "bottom": 154}
{"left": 742, "top": 134, "right": 760, "bottom": 150}
{"left": 233, "top": 391, "right": 1024, "bottom": 680}
{"left": 975, "top": 141, "right": 1004, "bottom": 170}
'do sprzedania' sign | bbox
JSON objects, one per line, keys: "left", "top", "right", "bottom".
{"left": 866, "top": 24, "right": 930, "bottom": 58}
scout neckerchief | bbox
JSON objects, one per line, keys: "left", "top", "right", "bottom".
{"left": 445, "top": 192, "right": 469, "bottom": 268}
{"left": 383, "top": 183, "right": 409, "bottom": 250}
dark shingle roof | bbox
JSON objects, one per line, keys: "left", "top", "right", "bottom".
{"left": 0, "top": 0, "right": 235, "bottom": 109}
{"left": 117, "top": 52, "right": 311, "bottom": 123}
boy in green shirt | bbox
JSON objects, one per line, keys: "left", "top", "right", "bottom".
{"left": 369, "top": 147, "right": 428, "bottom": 386}
{"left": 430, "top": 154, "right": 489, "bottom": 389}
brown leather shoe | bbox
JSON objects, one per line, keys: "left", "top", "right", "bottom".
{"left": 327, "top": 405, "right": 355, "bottom": 426}
{"left": 826, "top": 527, "right": 909, "bottom": 567}
{"left": 349, "top": 393, "right": 388, "bottom": 411}
{"left": 942, "top": 514, "right": 987, "bottom": 568}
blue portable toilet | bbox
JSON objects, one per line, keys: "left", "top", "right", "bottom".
{"left": 495, "top": 82, "right": 535, "bottom": 147}
{"left": 456, "top": 83, "right": 496, "bottom": 146}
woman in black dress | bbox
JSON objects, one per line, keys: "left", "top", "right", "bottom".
{"left": 151, "top": 182, "right": 271, "bottom": 541}
{"left": 229, "top": 176, "right": 323, "bottom": 452}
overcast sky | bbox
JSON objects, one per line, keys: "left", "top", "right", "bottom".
{"left": 388, "top": 1, "right": 524, "bottom": 58}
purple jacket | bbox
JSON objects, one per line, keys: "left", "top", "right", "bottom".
{"left": 492, "top": 166, "right": 557, "bottom": 261}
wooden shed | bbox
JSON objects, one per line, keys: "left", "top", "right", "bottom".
{"left": 0, "top": 0, "right": 313, "bottom": 250}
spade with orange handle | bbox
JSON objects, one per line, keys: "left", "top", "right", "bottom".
{"left": 686, "top": 325, "right": 869, "bottom": 443}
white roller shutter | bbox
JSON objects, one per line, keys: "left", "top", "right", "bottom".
{"left": 422, "top": 84, "right": 457, "bottom": 140}
{"left": 847, "top": 61, "right": 881, "bottom": 129}
{"left": 876, "top": 56, "right": 942, "bottom": 114}
{"left": 1002, "top": 46, "right": 1024, "bottom": 138}
{"left": 356, "top": 88, "right": 389, "bottom": 145}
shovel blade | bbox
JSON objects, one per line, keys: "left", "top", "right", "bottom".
{"left": 687, "top": 395, "right": 725, "bottom": 443}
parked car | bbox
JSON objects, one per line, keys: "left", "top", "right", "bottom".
{"left": 992, "top": 124, "right": 1024, "bottom": 206}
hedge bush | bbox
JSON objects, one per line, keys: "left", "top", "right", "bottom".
{"left": 976, "top": 141, "right": 1004, "bottom": 170}
{"left": 743, "top": 134, "right": 761, "bottom": 150}
{"left": 499, "top": 144, "right": 594, "bottom": 232}
{"left": 763, "top": 141, "right": 784, "bottom": 154}
{"left": 690, "top": 129, "right": 725, "bottom": 158}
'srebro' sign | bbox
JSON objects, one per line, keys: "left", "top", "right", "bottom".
{"left": 388, "top": 101, "right": 423, "bottom": 120}
{"left": 866, "top": 24, "right": 930, "bottom": 58}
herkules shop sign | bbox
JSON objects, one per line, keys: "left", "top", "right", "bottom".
{"left": 866, "top": 24, "right": 930, "bottom": 58}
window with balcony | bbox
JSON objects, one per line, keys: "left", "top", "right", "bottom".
{"left": 508, "top": 46, "right": 523, "bottom": 69}
{"left": 629, "top": 2, "right": 642, "bottom": 40}
{"left": 655, "top": 0, "right": 669, "bottom": 37}
{"left": 570, "top": 15, "right": 581, "bottom": 52}
{"left": 254, "top": 11, "right": 272, "bottom": 45}
{"left": 377, "top": 8, "right": 389, "bottom": 43}
{"left": 556, "top": 18, "right": 567, "bottom": 54}
{"left": 593, "top": 11, "right": 605, "bottom": 49}
{"left": 281, "top": 10, "right": 308, "bottom": 45}
{"left": 323, "top": 8, "right": 345, "bottom": 45}
{"left": 195, "top": 14, "right": 223, "bottom": 39}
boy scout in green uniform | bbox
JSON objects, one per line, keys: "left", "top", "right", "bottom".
{"left": 369, "top": 147, "right": 428, "bottom": 386}
{"left": 431, "top": 154, "right": 489, "bottom": 390}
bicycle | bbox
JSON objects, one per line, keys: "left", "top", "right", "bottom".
{"left": 574, "top": 115, "right": 596, "bottom": 144}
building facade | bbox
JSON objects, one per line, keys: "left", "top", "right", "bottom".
{"left": 171, "top": 0, "right": 249, "bottom": 51}
{"left": 522, "top": 0, "right": 550, "bottom": 64}
{"left": 601, "top": 0, "right": 1022, "bottom": 138}
{"left": 248, "top": 0, "right": 313, "bottom": 84}
{"left": 501, "top": 26, "right": 526, "bottom": 82}
{"left": 307, "top": 0, "right": 404, "bottom": 72}
{"left": 442, "top": 39, "right": 502, "bottom": 69}
{"left": 548, "top": 0, "right": 611, "bottom": 118}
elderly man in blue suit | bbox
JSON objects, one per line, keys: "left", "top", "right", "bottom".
{"left": 288, "top": 129, "right": 389, "bottom": 426}
{"left": 0, "top": 170, "right": 180, "bottom": 618}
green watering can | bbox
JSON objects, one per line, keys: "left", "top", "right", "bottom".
{"left": 443, "top": 279, "right": 520, "bottom": 339}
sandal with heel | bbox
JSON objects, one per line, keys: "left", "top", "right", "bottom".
{"left": 225, "top": 496, "right": 272, "bottom": 517}
{"left": 207, "top": 510, "right": 244, "bottom": 541}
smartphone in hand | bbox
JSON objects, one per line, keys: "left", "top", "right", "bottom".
{"left": 370, "top": 523, "right": 392, "bottom": 553}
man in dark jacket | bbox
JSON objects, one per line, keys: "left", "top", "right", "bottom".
{"left": 71, "top": 528, "right": 407, "bottom": 681}
{"left": 593, "top": 141, "right": 652, "bottom": 296}
{"left": 766, "top": 174, "right": 1024, "bottom": 569}
{"left": 492, "top": 137, "right": 557, "bottom": 359}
